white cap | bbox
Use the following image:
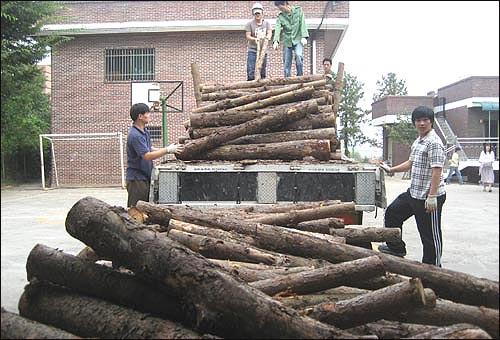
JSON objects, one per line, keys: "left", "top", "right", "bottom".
{"left": 252, "top": 2, "right": 263, "bottom": 14}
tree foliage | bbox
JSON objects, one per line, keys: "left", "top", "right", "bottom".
{"left": 338, "top": 72, "right": 379, "bottom": 157}
{"left": 372, "top": 72, "right": 408, "bottom": 102}
{"left": 1, "top": 1, "right": 68, "bottom": 181}
{"left": 385, "top": 111, "right": 418, "bottom": 146}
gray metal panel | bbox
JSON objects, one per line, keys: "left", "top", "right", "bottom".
{"left": 257, "top": 172, "right": 277, "bottom": 203}
{"left": 158, "top": 171, "right": 178, "bottom": 203}
{"left": 355, "top": 172, "right": 375, "bottom": 205}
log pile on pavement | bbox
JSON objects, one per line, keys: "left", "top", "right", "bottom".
{"left": 4, "top": 196, "right": 498, "bottom": 339}
{"left": 176, "top": 64, "right": 345, "bottom": 162}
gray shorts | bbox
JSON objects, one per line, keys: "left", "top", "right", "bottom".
{"left": 126, "top": 180, "right": 150, "bottom": 207}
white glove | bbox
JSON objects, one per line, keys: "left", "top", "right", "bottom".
{"left": 378, "top": 161, "right": 391, "bottom": 174}
{"left": 273, "top": 41, "right": 279, "bottom": 50}
{"left": 424, "top": 195, "right": 438, "bottom": 212}
{"left": 301, "top": 38, "right": 307, "bottom": 46}
{"left": 166, "top": 143, "right": 178, "bottom": 153}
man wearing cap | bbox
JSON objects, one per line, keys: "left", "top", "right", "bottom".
{"left": 245, "top": 3, "right": 272, "bottom": 81}
{"left": 272, "top": 1, "right": 309, "bottom": 77}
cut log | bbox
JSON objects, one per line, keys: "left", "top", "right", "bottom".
{"left": 254, "top": 38, "right": 269, "bottom": 81}
{"left": 281, "top": 112, "right": 336, "bottom": 131}
{"left": 200, "top": 74, "right": 325, "bottom": 93}
{"left": 201, "top": 89, "right": 251, "bottom": 101}
{"left": 276, "top": 286, "right": 371, "bottom": 309}
{"left": 226, "top": 128, "right": 337, "bottom": 146}
{"left": 65, "top": 196, "right": 358, "bottom": 339}
{"left": 166, "top": 228, "right": 326, "bottom": 267}
{"left": 330, "top": 226, "right": 402, "bottom": 244}
{"left": 191, "top": 62, "right": 202, "bottom": 108}
{"left": 1, "top": 307, "right": 81, "bottom": 339}
{"left": 393, "top": 298, "right": 499, "bottom": 338}
{"left": 249, "top": 255, "right": 385, "bottom": 296}
{"left": 193, "top": 139, "right": 332, "bottom": 161}
{"left": 303, "top": 278, "right": 433, "bottom": 329}
{"left": 294, "top": 217, "right": 345, "bottom": 231}
{"left": 332, "top": 62, "right": 344, "bottom": 116}
{"left": 25, "top": 244, "right": 188, "bottom": 323}
{"left": 407, "top": 323, "right": 492, "bottom": 339}
{"left": 18, "top": 282, "right": 205, "bottom": 339}
{"left": 177, "top": 97, "right": 317, "bottom": 159}
{"left": 135, "top": 201, "right": 500, "bottom": 309}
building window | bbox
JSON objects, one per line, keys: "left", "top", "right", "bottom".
{"left": 105, "top": 48, "right": 155, "bottom": 81}
{"left": 148, "top": 126, "right": 162, "bottom": 141}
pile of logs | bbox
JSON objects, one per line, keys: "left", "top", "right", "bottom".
{"left": 3, "top": 197, "right": 498, "bottom": 339}
{"left": 176, "top": 63, "right": 344, "bottom": 161}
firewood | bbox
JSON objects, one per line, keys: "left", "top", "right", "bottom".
{"left": 226, "top": 128, "right": 337, "bottom": 147}
{"left": 177, "top": 97, "right": 317, "bottom": 159}
{"left": 18, "top": 282, "right": 206, "bottom": 339}
{"left": 407, "top": 323, "right": 492, "bottom": 339}
{"left": 65, "top": 196, "right": 359, "bottom": 339}
{"left": 303, "top": 278, "right": 433, "bottom": 329}
{"left": 249, "top": 255, "right": 385, "bottom": 296}
{"left": 276, "top": 286, "right": 371, "bottom": 309}
{"left": 1, "top": 307, "right": 81, "bottom": 339}
{"left": 330, "top": 226, "right": 402, "bottom": 244}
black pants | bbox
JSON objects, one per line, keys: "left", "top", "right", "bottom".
{"left": 126, "top": 180, "right": 150, "bottom": 208}
{"left": 385, "top": 189, "right": 446, "bottom": 266}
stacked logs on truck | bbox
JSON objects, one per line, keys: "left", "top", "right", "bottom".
{"left": 176, "top": 63, "right": 346, "bottom": 162}
{"left": 5, "top": 196, "right": 498, "bottom": 339}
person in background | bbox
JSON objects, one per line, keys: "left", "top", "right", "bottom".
{"left": 322, "top": 57, "right": 336, "bottom": 90}
{"left": 245, "top": 2, "right": 272, "bottom": 81}
{"left": 126, "top": 103, "right": 184, "bottom": 208}
{"left": 272, "top": 0, "right": 309, "bottom": 77}
{"left": 445, "top": 147, "right": 463, "bottom": 185}
{"left": 478, "top": 143, "right": 495, "bottom": 192}
{"left": 378, "top": 106, "right": 446, "bottom": 267}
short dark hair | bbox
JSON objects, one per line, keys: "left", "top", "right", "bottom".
{"left": 274, "top": 1, "right": 288, "bottom": 6}
{"left": 130, "top": 103, "right": 150, "bottom": 121}
{"left": 455, "top": 147, "right": 461, "bottom": 152}
{"left": 323, "top": 57, "right": 332, "bottom": 65}
{"left": 411, "top": 106, "right": 434, "bottom": 127}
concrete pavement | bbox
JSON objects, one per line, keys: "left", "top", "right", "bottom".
{"left": 1, "top": 176, "right": 498, "bottom": 313}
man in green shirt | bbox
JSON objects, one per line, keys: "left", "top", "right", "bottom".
{"left": 323, "top": 57, "right": 336, "bottom": 91}
{"left": 272, "top": 1, "right": 309, "bottom": 77}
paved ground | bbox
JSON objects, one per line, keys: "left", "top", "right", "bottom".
{"left": 1, "top": 175, "right": 498, "bottom": 313}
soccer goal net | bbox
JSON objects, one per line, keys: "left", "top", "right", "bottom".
{"left": 39, "top": 132, "right": 125, "bottom": 190}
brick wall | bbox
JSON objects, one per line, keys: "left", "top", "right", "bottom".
{"left": 48, "top": 1, "right": 348, "bottom": 186}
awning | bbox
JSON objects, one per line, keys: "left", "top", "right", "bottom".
{"left": 472, "top": 102, "right": 499, "bottom": 111}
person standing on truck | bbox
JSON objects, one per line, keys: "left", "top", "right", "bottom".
{"left": 445, "top": 147, "right": 463, "bottom": 185}
{"left": 126, "top": 103, "right": 184, "bottom": 208}
{"left": 272, "top": 0, "right": 309, "bottom": 77}
{"left": 245, "top": 3, "right": 272, "bottom": 81}
{"left": 322, "top": 57, "right": 336, "bottom": 91}
{"left": 378, "top": 106, "right": 446, "bottom": 267}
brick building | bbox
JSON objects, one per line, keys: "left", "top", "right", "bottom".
{"left": 372, "top": 76, "right": 499, "bottom": 183}
{"left": 39, "top": 1, "right": 349, "bottom": 187}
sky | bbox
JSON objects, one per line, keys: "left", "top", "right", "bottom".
{"left": 330, "top": 1, "right": 499, "bottom": 157}
{"left": 333, "top": 1, "right": 499, "bottom": 110}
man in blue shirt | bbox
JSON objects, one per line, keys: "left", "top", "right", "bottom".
{"left": 126, "top": 103, "right": 184, "bottom": 207}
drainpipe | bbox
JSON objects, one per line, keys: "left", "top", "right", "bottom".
{"left": 442, "top": 97, "right": 446, "bottom": 119}
{"left": 312, "top": 39, "right": 317, "bottom": 74}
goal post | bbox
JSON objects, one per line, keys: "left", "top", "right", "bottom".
{"left": 39, "top": 132, "right": 125, "bottom": 190}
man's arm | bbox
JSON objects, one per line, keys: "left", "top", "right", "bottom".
{"left": 428, "top": 167, "right": 442, "bottom": 197}
{"left": 379, "top": 159, "right": 412, "bottom": 174}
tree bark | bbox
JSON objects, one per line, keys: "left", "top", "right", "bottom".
{"left": 407, "top": 323, "right": 492, "bottom": 339}
{"left": 226, "top": 128, "right": 337, "bottom": 146}
{"left": 200, "top": 74, "right": 325, "bottom": 93}
{"left": 393, "top": 298, "right": 499, "bottom": 338}
{"left": 193, "top": 139, "right": 332, "bottom": 161}
{"left": 25, "top": 243, "right": 188, "bottom": 323}
{"left": 177, "top": 98, "right": 317, "bottom": 160}
{"left": 135, "top": 201, "right": 500, "bottom": 309}
{"left": 65, "top": 196, "right": 357, "bottom": 339}
{"left": 332, "top": 62, "right": 344, "bottom": 116}
{"left": 281, "top": 112, "right": 336, "bottom": 131}
{"left": 254, "top": 38, "right": 269, "bottom": 81}
{"left": 329, "top": 226, "right": 402, "bottom": 244}
{"left": 18, "top": 282, "right": 205, "bottom": 339}
{"left": 249, "top": 255, "right": 385, "bottom": 296}
{"left": 190, "top": 62, "right": 202, "bottom": 108}
{"left": 276, "top": 286, "right": 370, "bottom": 309}
{"left": 304, "top": 278, "right": 433, "bottom": 329}
{"left": 1, "top": 308, "right": 81, "bottom": 339}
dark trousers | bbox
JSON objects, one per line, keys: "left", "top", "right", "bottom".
{"left": 126, "top": 180, "right": 150, "bottom": 208}
{"left": 247, "top": 50, "right": 267, "bottom": 81}
{"left": 385, "top": 189, "right": 446, "bottom": 266}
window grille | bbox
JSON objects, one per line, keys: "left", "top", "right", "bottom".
{"left": 105, "top": 48, "right": 155, "bottom": 81}
{"left": 148, "top": 126, "right": 162, "bottom": 141}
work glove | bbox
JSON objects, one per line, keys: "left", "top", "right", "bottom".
{"left": 378, "top": 161, "right": 391, "bottom": 174}
{"left": 424, "top": 195, "right": 438, "bottom": 212}
{"left": 166, "top": 143, "right": 178, "bottom": 153}
{"left": 273, "top": 41, "right": 279, "bottom": 50}
{"left": 301, "top": 38, "right": 307, "bottom": 46}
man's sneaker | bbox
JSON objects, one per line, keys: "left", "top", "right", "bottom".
{"left": 378, "top": 244, "right": 406, "bottom": 257}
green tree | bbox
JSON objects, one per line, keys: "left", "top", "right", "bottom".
{"left": 372, "top": 72, "right": 408, "bottom": 102}
{"left": 338, "top": 72, "right": 379, "bottom": 157}
{"left": 385, "top": 111, "right": 418, "bottom": 146}
{"left": 1, "top": 1, "right": 68, "bottom": 182}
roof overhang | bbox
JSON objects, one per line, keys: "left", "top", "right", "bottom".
{"left": 371, "top": 114, "right": 399, "bottom": 126}
{"left": 470, "top": 101, "right": 499, "bottom": 111}
{"left": 39, "top": 18, "right": 349, "bottom": 36}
